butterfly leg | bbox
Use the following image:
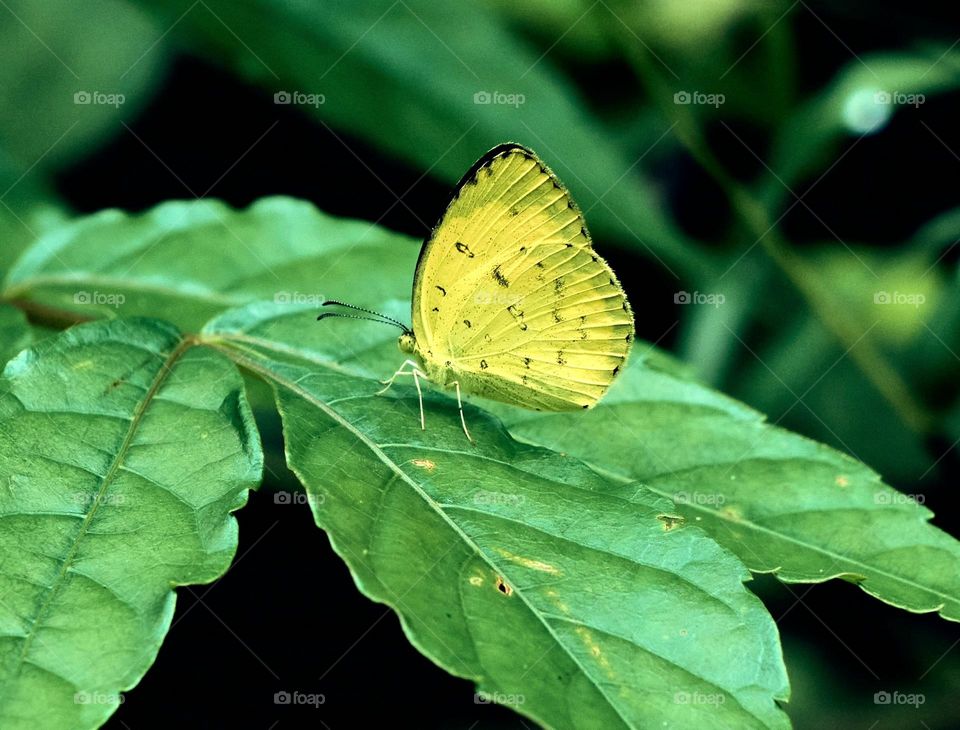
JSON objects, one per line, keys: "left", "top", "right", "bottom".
{"left": 451, "top": 381, "right": 474, "bottom": 444}
{"left": 376, "top": 359, "right": 424, "bottom": 395}
{"left": 412, "top": 367, "right": 426, "bottom": 431}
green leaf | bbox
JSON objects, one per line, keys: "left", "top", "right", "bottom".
{"left": 493, "top": 350, "right": 960, "bottom": 622}
{"left": 202, "top": 303, "right": 790, "bottom": 728}
{"left": 0, "top": 318, "right": 261, "bottom": 729}
{"left": 133, "top": 0, "right": 713, "bottom": 280}
{"left": 3, "top": 197, "right": 415, "bottom": 332}
{"left": 0, "top": 305, "right": 31, "bottom": 368}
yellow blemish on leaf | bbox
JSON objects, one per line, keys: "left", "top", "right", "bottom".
{"left": 494, "top": 548, "right": 560, "bottom": 575}
{"left": 835, "top": 475, "right": 850, "bottom": 487}
{"left": 719, "top": 505, "right": 744, "bottom": 522}
{"left": 574, "top": 626, "right": 614, "bottom": 678}
{"left": 469, "top": 575, "right": 484, "bottom": 587}
{"left": 657, "top": 513, "right": 684, "bottom": 531}
{"left": 73, "top": 359, "right": 94, "bottom": 370}
{"left": 411, "top": 458, "right": 436, "bottom": 472}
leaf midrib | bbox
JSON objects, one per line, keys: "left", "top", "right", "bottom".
{"left": 9, "top": 335, "right": 194, "bottom": 681}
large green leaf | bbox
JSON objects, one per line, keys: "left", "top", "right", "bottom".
{"left": 132, "top": 0, "right": 713, "bottom": 280}
{"left": 493, "top": 350, "right": 960, "bottom": 621}
{"left": 2, "top": 197, "right": 415, "bottom": 332}
{"left": 0, "top": 304, "right": 31, "bottom": 367}
{"left": 202, "top": 302, "right": 791, "bottom": 729}
{"left": 0, "top": 318, "right": 261, "bottom": 729}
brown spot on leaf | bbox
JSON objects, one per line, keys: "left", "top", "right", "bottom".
{"left": 657, "top": 514, "right": 685, "bottom": 531}
{"left": 495, "top": 576, "right": 513, "bottom": 596}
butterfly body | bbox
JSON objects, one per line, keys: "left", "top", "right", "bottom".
{"left": 398, "top": 143, "right": 634, "bottom": 413}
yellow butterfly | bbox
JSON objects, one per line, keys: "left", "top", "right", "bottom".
{"left": 322, "top": 143, "right": 634, "bottom": 441}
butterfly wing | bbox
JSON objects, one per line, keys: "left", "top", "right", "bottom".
{"left": 412, "top": 143, "right": 634, "bottom": 410}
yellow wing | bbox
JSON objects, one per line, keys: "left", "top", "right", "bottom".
{"left": 411, "top": 143, "right": 634, "bottom": 410}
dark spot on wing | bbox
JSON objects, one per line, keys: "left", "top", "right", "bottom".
{"left": 519, "top": 246, "right": 526, "bottom": 253}
{"left": 626, "top": 333, "right": 633, "bottom": 343}
{"left": 480, "top": 359, "right": 488, "bottom": 369}
{"left": 492, "top": 265, "right": 509, "bottom": 288}
{"left": 507, "top": 304, "right": 527, "bottom": 331}
{"left": 557, "top": 351, "right": 566, "bottom": 365}
{"left": 435, "top": 285, "right": 446, "bottom": 296}
{"left": 431, "top": 306, "right": 440, "bottom": 312}
{"left": 455, "top": 242, "right": 475, "bottom": 257}
{"left": 613, "top": 365, "right": 620, "bottom": 375}
{"left": 565, "top": 242, "right": 573, "bottom": 248}
{"left": 535, "top": 261, "right": 545, "bottom": 269}
{"left": 553, "top": 310, "right": 562, "bottom": 323}
{"left": 523, "top": 357, "right": 531, "bottom": 368}
{"left": 591, "top": 255, "right": 598, "bottom": 262}
{"left": 554, "top": 278, "right": 565, "bottom": 294}
{"left": 463, "top": 319, "right": 472, "bottom": 328}
{"left": 522, "top": 374, "right": 529, "bottom": 385}
{"left": 582, "top": 404, "right": 589, "bottom": 409}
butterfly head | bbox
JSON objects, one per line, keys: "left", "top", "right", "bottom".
{"left": 398, "top": 331, "right": 417, "bottom": 354}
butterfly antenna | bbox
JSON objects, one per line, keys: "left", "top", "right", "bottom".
{"left": 320, "top": 300, "right": 410, "bottom": 332}
{"left": 316, "top": 311, "right": 409, "bottom": 332}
